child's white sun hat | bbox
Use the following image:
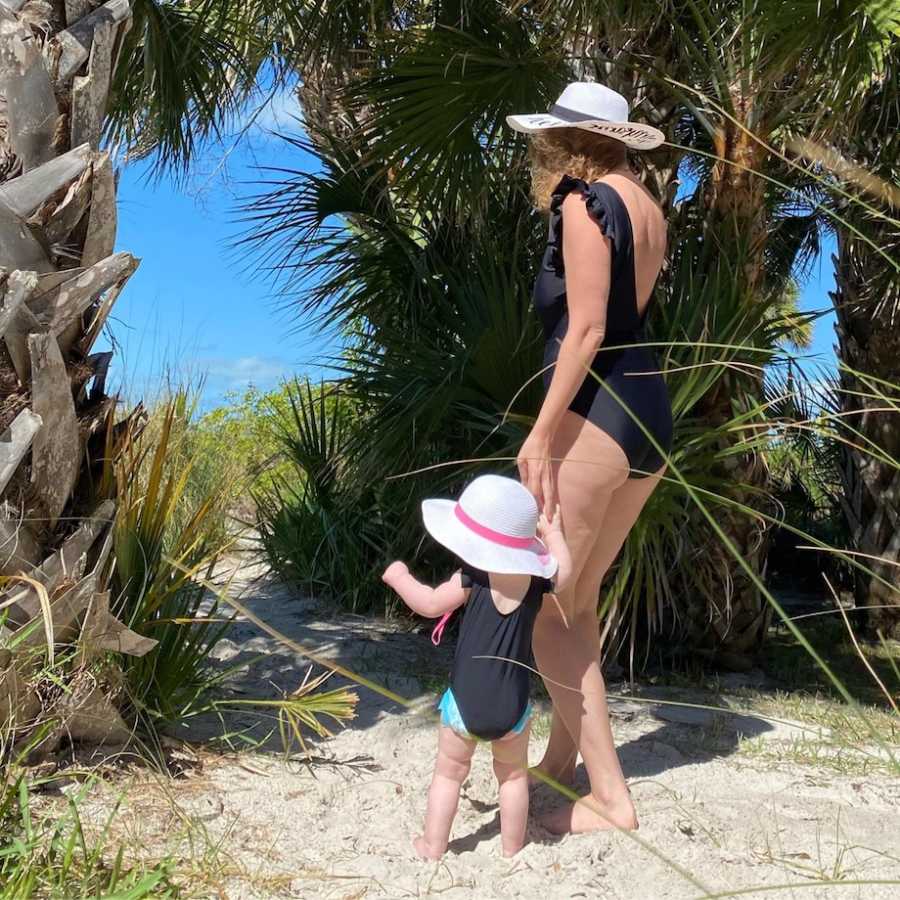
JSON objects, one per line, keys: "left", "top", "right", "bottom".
{"left": 506, "top": 82, "right": 665, "bottom": 150}
{"left": 422, "top": 474, "right": 558, "bottom": 579}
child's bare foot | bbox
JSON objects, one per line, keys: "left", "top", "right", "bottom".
{"left": 541, "top": 792, "right": 638, "bottom": 835}
{"left": 501, "top": 840, "right": 525, "bottom": 857}
{"left": 413, "top": 835, "right": 444, "bottom": 860}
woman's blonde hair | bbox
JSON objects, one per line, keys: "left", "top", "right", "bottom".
{"left": 529, "top": 128, "right": 628, "bottom": 211}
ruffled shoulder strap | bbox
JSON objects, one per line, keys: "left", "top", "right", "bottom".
{"left": 545, "top": 174, "right": 636, "bottom": 282}
{"left": 549, "top": 175, "right": 621, "bottom": 246}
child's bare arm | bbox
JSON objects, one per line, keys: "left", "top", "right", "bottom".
{"left": 538, "top": 505, "right": 573, "bottom": 594}
{"left": 545, "top": 531, "right": 573, "bottom": 593}
{"left": 382, "top": 562, "right": 468, "bottom": 618}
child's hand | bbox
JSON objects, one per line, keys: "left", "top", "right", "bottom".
{"left": 538, "top": 504, "right": 563, "bottom": 538}
{"left": 382, "top": 561, "right": 409, "bottom": 586}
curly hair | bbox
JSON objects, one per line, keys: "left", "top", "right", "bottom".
{"left": 529, "top": 128, "right": 628, "bottom": 211}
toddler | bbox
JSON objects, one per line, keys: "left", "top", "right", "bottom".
{"left": 382, "top": 474, "right": 571, "bottom": 858}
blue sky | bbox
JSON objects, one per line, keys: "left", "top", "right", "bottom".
{"left": 104, "top": 89, "right": 338, "bottom": 408}
{"left": 796, "top": 231, "right": 839, "bottom": 373}
{"left": 103, "top": 91, "right": 839, "bottom": 409}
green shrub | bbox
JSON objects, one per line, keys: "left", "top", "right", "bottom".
{"left": 255, "top": 380, "right": 397, "bottom": 613}
{"left": 111, "top": 394, "right": 237, "bottom": 729}
{"left": 0, "top": 736, "right": 175, "bottom": 899}
{"left": 187, "top": 384, "right": 295, "bottom": 512}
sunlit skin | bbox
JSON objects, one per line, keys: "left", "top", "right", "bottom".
{"left": 383, "top": 510, "right": 572, "bottom": 857}
{"left": 518, "top": 168, "right": 667, "bottom": 834}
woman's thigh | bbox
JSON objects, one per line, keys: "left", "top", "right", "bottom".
{"left": 571, "top": 464, "right": 666, "bottom": 621}
{"left": 552, "top": 412, "right": 631, "bottom": 582}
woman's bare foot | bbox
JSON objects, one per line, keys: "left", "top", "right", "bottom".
{"left": 528, "top": 758, "right": 576, "bottom": 790}
{"left": 541, "top": 792, "right": 638, "bottom": 835}
{"left": 413, "top": 835, "right": 445, "bottom": 860}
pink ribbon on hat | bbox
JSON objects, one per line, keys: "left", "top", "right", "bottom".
{"left": 453, "top": 503, "right": 535, "bottom": 548}
{"left": 430, "top": 503, "right": 550, "bottom": 646}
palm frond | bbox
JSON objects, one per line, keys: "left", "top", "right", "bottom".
{"left": 106, "top": 0, "right": 315, "bottom": 171}
{"left": 345, "top": 12, "right": 566, "bottom": 221}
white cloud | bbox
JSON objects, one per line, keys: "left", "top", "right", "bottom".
{"left": 201, "top": 355, "right": 289, "bottom": 387}
{"left": 246, "top": 88, "right": 304, "bottom": 133}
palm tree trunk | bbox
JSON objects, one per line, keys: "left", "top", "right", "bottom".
{"left": 0, "top": 0, "right": 154, "bottom": 751}
{"left": 829, "top": 49, "right": 900, "bottom": 639}
{"left": 832, "top": 230, "right": 900, "bottom": 639}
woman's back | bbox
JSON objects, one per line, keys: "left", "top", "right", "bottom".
{"left": 587, "top": 172, "right": 666, "bottom": 317}
{"left": 532, "top": 171, "right": 674, "bottom": 478}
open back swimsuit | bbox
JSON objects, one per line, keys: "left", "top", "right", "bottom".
{"left": 533, "top": 175, "right": 673, "bottom": 476}
{"left": 439, "top": 564, "right": 551, "bottom": 741}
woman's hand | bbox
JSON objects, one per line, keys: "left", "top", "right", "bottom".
{"left": 517, "top": 427, "right": 555, "bottom": 512}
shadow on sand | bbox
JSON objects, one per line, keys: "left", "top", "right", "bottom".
{"left": 181, "top": 564, "right": 776, "bottom": 797}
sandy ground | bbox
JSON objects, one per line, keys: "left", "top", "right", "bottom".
{"left": 71, "top": 558, "right": 900, "bottom": 899}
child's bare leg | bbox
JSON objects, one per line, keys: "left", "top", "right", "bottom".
{"left": 491, "top": 724, "right": 531, "bottom": 857}
{"left": 415, "top": 726, "right": 476, "bottom": 860}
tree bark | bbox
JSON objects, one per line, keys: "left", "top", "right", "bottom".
{"left": 0, "top": 0, "right": 154, "bottom": 751}
{"left": 830, "top": 49, "right": 900, "bottom": 638}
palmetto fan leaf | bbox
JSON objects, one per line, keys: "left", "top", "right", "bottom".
{"left": 106, "top": 0, "right": 316, "bottom": 172}
{"left": 255, "top": 379, "right": 392, "bottom": 611}
{"left": 269, "top": 380, "right": 350, "bottom": 501}
{"left": 107, "top": 1, "right": 252, "bottom": 170}
{"left": 764, "top": 0, "right": 900, "bottom": 105}
{"left": 237, "top": 126, "right": 547, "bottom": 336}
{"left": 340, "top": 183, "right": 544, "bottom": 481}
{"left": 346, "top": 10, "right": 566, "bottom": 220}
{"left": 527, "top": 0, "right": 680, "bottom": 53}
{"left": 290, "top": 0, "right": 409, "bottom": 69}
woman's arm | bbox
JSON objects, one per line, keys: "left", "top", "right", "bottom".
{"left": 518, "top": 190, "right": 612, "bottom": 511}
{"left": 382, "top": 561, "right": 468, "bottom": 618}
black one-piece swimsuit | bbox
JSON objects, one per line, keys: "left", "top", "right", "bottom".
{"left": 533, "top": 174, "right": 673, "bottom": 476}
{"left": 450, "top": 565, "right": 550, "bottom": 741}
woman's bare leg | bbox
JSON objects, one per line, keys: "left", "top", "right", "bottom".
{"left": 414, "top": 726, "right": 477, "bottom": 859}
{"left": 538, "top": 465, "right": 664, "bottom": 834}
{"left": 532, "top": 410, "right": 665, "bottom": 832}
{"left": 491, "top": 725, "right": 531, "bottom": 856}
{"left": 536, "top": 463, "right": 665, "bottom": 786}
{"left": 531, "top": 412, "right": 629, "bottom": 784}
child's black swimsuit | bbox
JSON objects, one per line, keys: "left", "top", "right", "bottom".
{"left": 532, "top": 174, "right": 673, "bottom": 477}
{"left": 448, "top": 564, "right": 551, "bottom": 741}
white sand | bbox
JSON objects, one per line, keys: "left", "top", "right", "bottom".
{"left": 73, "top": 559, "right": 900, "bottom": 898}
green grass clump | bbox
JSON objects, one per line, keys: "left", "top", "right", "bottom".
{"left": 762, "top": 616, "right": 900, "bottom": 708}
{"left": 111, "top": 394, "right": 238, "bottom": 730}
{"left": 0, "top": 774, "right": 176, "bottom": 899}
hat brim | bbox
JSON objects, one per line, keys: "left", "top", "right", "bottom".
{"left": 421, "top": 499, "right": 558, "bottom": 579}
{"left": 506, "top": 113, "right": 665, "bottom": 150}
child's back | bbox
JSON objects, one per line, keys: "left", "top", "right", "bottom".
{"left": 445, "top": 566, "right": 550, "bottom": 741}
{"left": 381, "top": 474, "right": 572, "bottom": 859}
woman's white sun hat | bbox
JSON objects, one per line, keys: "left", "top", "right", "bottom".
{"left": 422, "top": 474, "right": 558, "bottom": 579}
{"left": 507, "top": 82, "right": 664, "bottom": 150}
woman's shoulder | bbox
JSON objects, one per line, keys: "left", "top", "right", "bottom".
{"left": 575, "top": 174, "right": 666, "bottom": 243}
{"left": 594, "top": 173, "right": 666, "bottom": 222}
{"left": 557, "top": 178, "right": 617, "bottom": 242}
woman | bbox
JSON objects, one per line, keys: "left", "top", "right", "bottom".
{"left": 508, "top": 83, "right": 672, "bottom": 834}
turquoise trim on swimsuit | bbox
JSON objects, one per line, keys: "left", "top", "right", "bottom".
{"left": 438, "top": 687, "right": 531, "bottom": 740}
